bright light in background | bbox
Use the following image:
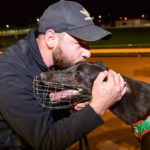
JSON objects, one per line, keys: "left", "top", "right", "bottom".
{"left": 98, "top": 15, "right": 102, "bottom": 23}
{"left": 124, "top": 17, "right": 128, "bottom": 21}
{"left": 98, "top": 15, "right": 102, "bottom": 19}
{"left": 141, "top": 14, "right": 145, "bottom": 18}
{"left": 36, "top": 17, "right": 40, "bottom": 22}
{"left": 5, "top": 24, "right": 10, "bottom": 28}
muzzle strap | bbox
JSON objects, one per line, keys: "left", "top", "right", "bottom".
{"left": 33, "top": 76, "right": 91, "bottom": 110}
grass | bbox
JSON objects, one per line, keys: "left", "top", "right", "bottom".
{"left": 90, "top": 26, "right": 150, "bottom": 48}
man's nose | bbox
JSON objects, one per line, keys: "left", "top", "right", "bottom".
{"left": 82, "top": 49, "right": 91, "bottom": 59}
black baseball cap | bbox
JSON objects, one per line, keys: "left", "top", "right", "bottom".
{"left": 38, "top": 0, "right": 111, "bottom": 41}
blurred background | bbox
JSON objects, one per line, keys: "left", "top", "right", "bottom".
{"left": 0, "top": 0, "right": 150, "bottom": 53}
{"left": 0, "top": 0, "right": 150, "bottom": 149}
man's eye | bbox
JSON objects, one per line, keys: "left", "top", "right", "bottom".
{"left": 79, "top": 42, "right": 89, "bottom": 49}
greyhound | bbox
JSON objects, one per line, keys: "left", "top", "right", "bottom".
{"left": 34, "top": 61, "right": 150, "bottom": 150}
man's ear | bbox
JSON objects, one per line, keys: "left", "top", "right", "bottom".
{"left": 45, "top": 29, "right": 57, "bottom": 48}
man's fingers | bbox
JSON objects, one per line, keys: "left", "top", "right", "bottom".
{"left": 118, "top": 73, "right": 126, "bottom": 87}
{"left": 107, "top": 70, "right": 115, "bottom": 83}
{"left": 108, "top": 70, "right": 122, "bottom": 84}
{"left": 108, "top": 70, "right": 126, "bottom": 87}
{"left": 116, "top": 73, "right": 127, "bottom": 96}
{"left": 106, "top": 70, "right": 127, "bottom": 98}
{"left": 121, "top": 85, "right": 127, "bottom": 96}
{"left": 74, "top": 103, "right": 86, "bottom": 110}
{"left": 94, "top": 71, "right": 108, "bottom": 85}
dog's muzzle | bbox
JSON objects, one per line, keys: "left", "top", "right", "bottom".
{"left": 33, "top": 76, "right": 91, "bottom": 110}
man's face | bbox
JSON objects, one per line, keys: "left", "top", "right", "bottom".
{"left": 52, "top": 33, "right": 91, "bottom": 68}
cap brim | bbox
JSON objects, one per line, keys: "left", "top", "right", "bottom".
{"left": 66, "top": 25, "right": 111, "bottom": 42}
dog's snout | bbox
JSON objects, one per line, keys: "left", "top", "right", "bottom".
{"left": 40, "top": 72, "right": 46, "bottom": 79}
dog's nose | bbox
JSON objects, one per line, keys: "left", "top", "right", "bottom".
{"left": 40, "top": 72, "right": 46, "bottom": 79}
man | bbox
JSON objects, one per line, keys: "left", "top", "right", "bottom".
{"left": 0, "top": 0, "right": 126, "bottom": 149}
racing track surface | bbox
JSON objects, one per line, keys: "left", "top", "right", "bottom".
{"left": 68, "top": 55, "right": 150, "bottom": 150}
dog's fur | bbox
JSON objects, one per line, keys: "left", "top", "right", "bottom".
{"left": 39, "top": 61, "right": 150, "bottom": 150}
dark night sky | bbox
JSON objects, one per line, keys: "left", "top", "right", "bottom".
{"left": 0, "top": 0, "right": 150, "bottom": 27}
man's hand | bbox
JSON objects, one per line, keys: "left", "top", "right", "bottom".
{"left": 74, "top": 102, "right": 87, "bottom": 111}
{"left": 90, "top": 70, "right": 127, "bottom": 116}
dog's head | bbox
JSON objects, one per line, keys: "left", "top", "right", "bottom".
{"left": 33, "top": 61, "right": 108, "bottom": 109}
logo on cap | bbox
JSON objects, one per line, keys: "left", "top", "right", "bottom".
{"left": 80, "top": 8, "right": 92, "bottom": 21}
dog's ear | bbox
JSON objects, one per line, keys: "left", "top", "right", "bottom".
{"left": 95, "top": 62, "right": 108, "bottom": 71}
{"left": 95, "top": 62, "right": 102, "bottom": 65}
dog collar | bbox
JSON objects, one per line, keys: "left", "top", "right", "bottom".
{"left": 132, "top": 116, "right": 150, "bottom": 140}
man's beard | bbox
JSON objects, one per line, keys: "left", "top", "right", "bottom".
{"left": 52, "top": 48, "right": 73, "bottom": 69}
